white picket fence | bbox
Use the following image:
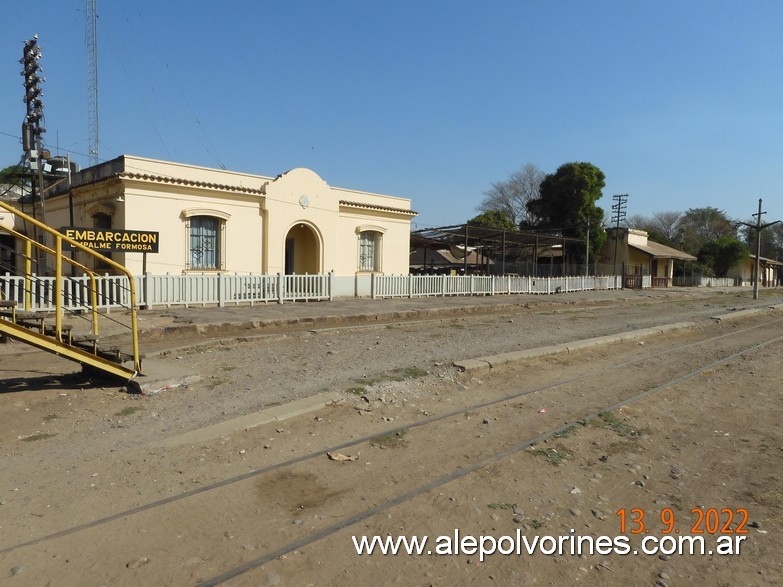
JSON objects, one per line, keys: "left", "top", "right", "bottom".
{"left": 0, "top": 272, "right": 629, "bottom": 311}
{"left": 0, "top": 273, "right": 133, "bottom": 312}
{"left": 0, "top": 272, "right": 334, "bottom": 311}
{"left": 142, "top": 273, "right": 332, "bottom": 307}
{"left": 0, "top": 272, "right": 635, "bottom": 311}
{"left": 371, "top": 274, "right": 623, "bottom": 299}
{"left": 673, "top": 276, "right": 739, "bottom": 287}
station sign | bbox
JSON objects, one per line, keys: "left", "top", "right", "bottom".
{"left": 61, "top": 227, "right": 159, "bottom": 253}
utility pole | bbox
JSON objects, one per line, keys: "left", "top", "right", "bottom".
{"left": 611, "top": 194, "right": 628, "bottom": 278}
{"left": 21, "top": 35, "right": 47, "bottom": 267}
{"left": 584, "top": 217, "right": 590, "bottom": 277}
{"left": 741, "top": 198, "right": 781, "bottom": 300}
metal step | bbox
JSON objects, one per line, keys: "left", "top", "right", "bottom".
{"left": 0, "top": 306, "right": 128, "bottom": 363}
{"left": 0, "top": 319, "right": 137, "bottom": 381}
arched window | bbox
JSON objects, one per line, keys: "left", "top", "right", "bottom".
{"left": 188, "top": 216, "right": 222, "bottom": 270}
{"left": 358, "top": 230, "right": 382, "bottom": 272}
{"left": 182, "top": 208, "right": 230, "bottom": 272}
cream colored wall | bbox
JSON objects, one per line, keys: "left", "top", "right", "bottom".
{"left": 729, "top": 259, "right": 779, "bottom": 286}
{"left": 653, "top": 259, "right": 674, "bottom": 279}
{"left": 39, "top": 182, "right": 263, "bottom": 276}
{"left": 122, "top": 184, "right": 263, "bottom": 275}
{"left": 122, "top": 155, "right": 271, "bottom": 192}
{"left": 627, "top": 248, "right": 649, "bottom": 269}
{"left": 29, "top": 190, "right": 122, "bottom": 273}
{"left": 626, "top": 229, "right": 649, "bottom": 247}
{"left": 336, "top": 210, "right": 411, "bottom": 275}
{"left": 262, "top": 168, "right": 334, "bottom": 274}
{"left": 261, "top": 168, "right": 414, "bottom": 276}
{"left": 25, "top": 158, "right": 415, "bottom": 278}
{"left": 331, "top": 185, "right": 413, "bottom": 276}
{"left": 600, "top": 230, "right": 629, "bottom": 266}
{"left": 728, "top": 259, "right": 753, "bottom": 282}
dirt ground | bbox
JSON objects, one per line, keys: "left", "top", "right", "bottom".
{"left": 0, "top": 290, "right": 781, "bottom": 585}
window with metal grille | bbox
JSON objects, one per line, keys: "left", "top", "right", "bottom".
{"left": 189, "top": 216, "right": 220, "bottom": 270}
{"left": 358, "top": 230, "right": 380, "bottom": 272}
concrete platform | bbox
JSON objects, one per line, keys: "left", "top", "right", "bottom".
{"left": 126, "top": 360, "right": 202, "bottom": 395}
{"left": 454, "top": 320, "right": 698, "bottom": 374}
{"left": 159, "top": 391, "right": 342, "bottom": 448}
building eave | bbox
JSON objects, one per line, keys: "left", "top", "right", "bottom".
{"left": 63, "top": 171, "right": 266, "bottom": 196}
{"left": 118, "top": 172, "right": 266, "bottom": 195}
{"left": 628, "top": 241, "right": 697, "bottom": 261}
{"left": 339, "top": 200, "right": 418, "bottom": 217}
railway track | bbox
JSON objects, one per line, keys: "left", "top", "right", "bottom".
{"left": 1, "top": 315, "right": 781, "bottom": 585}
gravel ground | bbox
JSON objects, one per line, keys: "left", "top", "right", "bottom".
{"left": 2, "top": 288, "right": 780, "bottom": 448}
{"left": 142, "top": 288, "right": 779, "bottom": 431}
{"left": 1, "top": 289, "right": 780, "bottom": 585}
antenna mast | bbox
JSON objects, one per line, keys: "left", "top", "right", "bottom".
{"left": 86, "top": 0, "right": 98, "bottom": 167}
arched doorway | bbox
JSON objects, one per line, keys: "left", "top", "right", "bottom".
{"left": 284, "top": 223, "right": 320, "bottom": 274}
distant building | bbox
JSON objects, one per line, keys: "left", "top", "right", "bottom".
{"left": 409, "top": 246, "right": 494, "bottom": 275}
{"left": 601, "top": 228, "right": 696, "bottom": 287}
{"left": 2, "top": 155, "right": 417, "bottom": 277}
{"left": 728, "top": 254, "right": 782, "bottom": 287}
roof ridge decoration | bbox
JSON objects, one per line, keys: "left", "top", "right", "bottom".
{"left": 119, "top": 171, "right": 265, "bottom": 195}
{"left": 63, "top": 170, "right": 265, "bottom": 195}
{"left": 339, "top": 200, "right": 418, "bottom": 216}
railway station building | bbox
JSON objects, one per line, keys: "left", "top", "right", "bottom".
{"left": 4, "top": 155, "right": 417, "bottom": 278}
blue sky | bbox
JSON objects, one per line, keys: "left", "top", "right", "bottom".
{"left": 1, "top": 0, "right": 781, "bottom": 229}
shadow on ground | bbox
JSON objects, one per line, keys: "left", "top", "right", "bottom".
{"left": 0, "top": 371, "right": 121, "bottom": 394}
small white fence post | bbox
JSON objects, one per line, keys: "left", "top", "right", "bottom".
{"left": 143, "top": 272, "right": 152, "bottom": 308}
{"left": 217, "top": 273, "right": 225, "bottom": 307}
{"left": 277, "top": 272, "right": 284, "bottom": 304}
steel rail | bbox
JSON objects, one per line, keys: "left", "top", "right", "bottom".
{"left": 201, "top": 328, "right": 783, "bottom": 586}
{"left": 1, "top": 316, "right": 780, "bottom": 561}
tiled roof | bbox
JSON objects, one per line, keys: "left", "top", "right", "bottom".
{"left": 65, "top": 171, "right": 265, "bottom": 195}
{"left": 339, "top": 200, "right": 418, "bottom": 216}
{"left": 118, "top": 172, "right": 265, "bottom": 195}
{"left": 629, "top": 240, "right": 697, "bottom": 260}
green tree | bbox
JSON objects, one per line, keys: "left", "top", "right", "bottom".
{"left": 0, "top": 164, "right": 31, "bottom": 198}
{"left": 468, "top": 210, "right": 517, "bottom": 231}
{"left": 741, "top": 220, "right": 783, "bottom": 260}
{"left": 697, "top": 237, "right": 749, "bottom": 277}
{"left": 0, "top": 166, "right": 15, "bottom": 183}
{"left": 678, "top": 207, "right": 738, "bottom": 255}
{"left": 526, "top": 162, "right": 607, "bottom": 263}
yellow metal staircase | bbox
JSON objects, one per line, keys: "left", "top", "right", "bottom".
{"left": 0, "top": 200, "right": 142, "bottom": 383}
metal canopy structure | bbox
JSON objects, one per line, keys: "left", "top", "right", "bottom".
{"left": 411, "top": 224, "right": 585, "bottom": 275}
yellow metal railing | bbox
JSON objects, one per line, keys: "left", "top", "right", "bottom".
{"left": 0, "top": 199, "right": 141, "bottom": 373}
